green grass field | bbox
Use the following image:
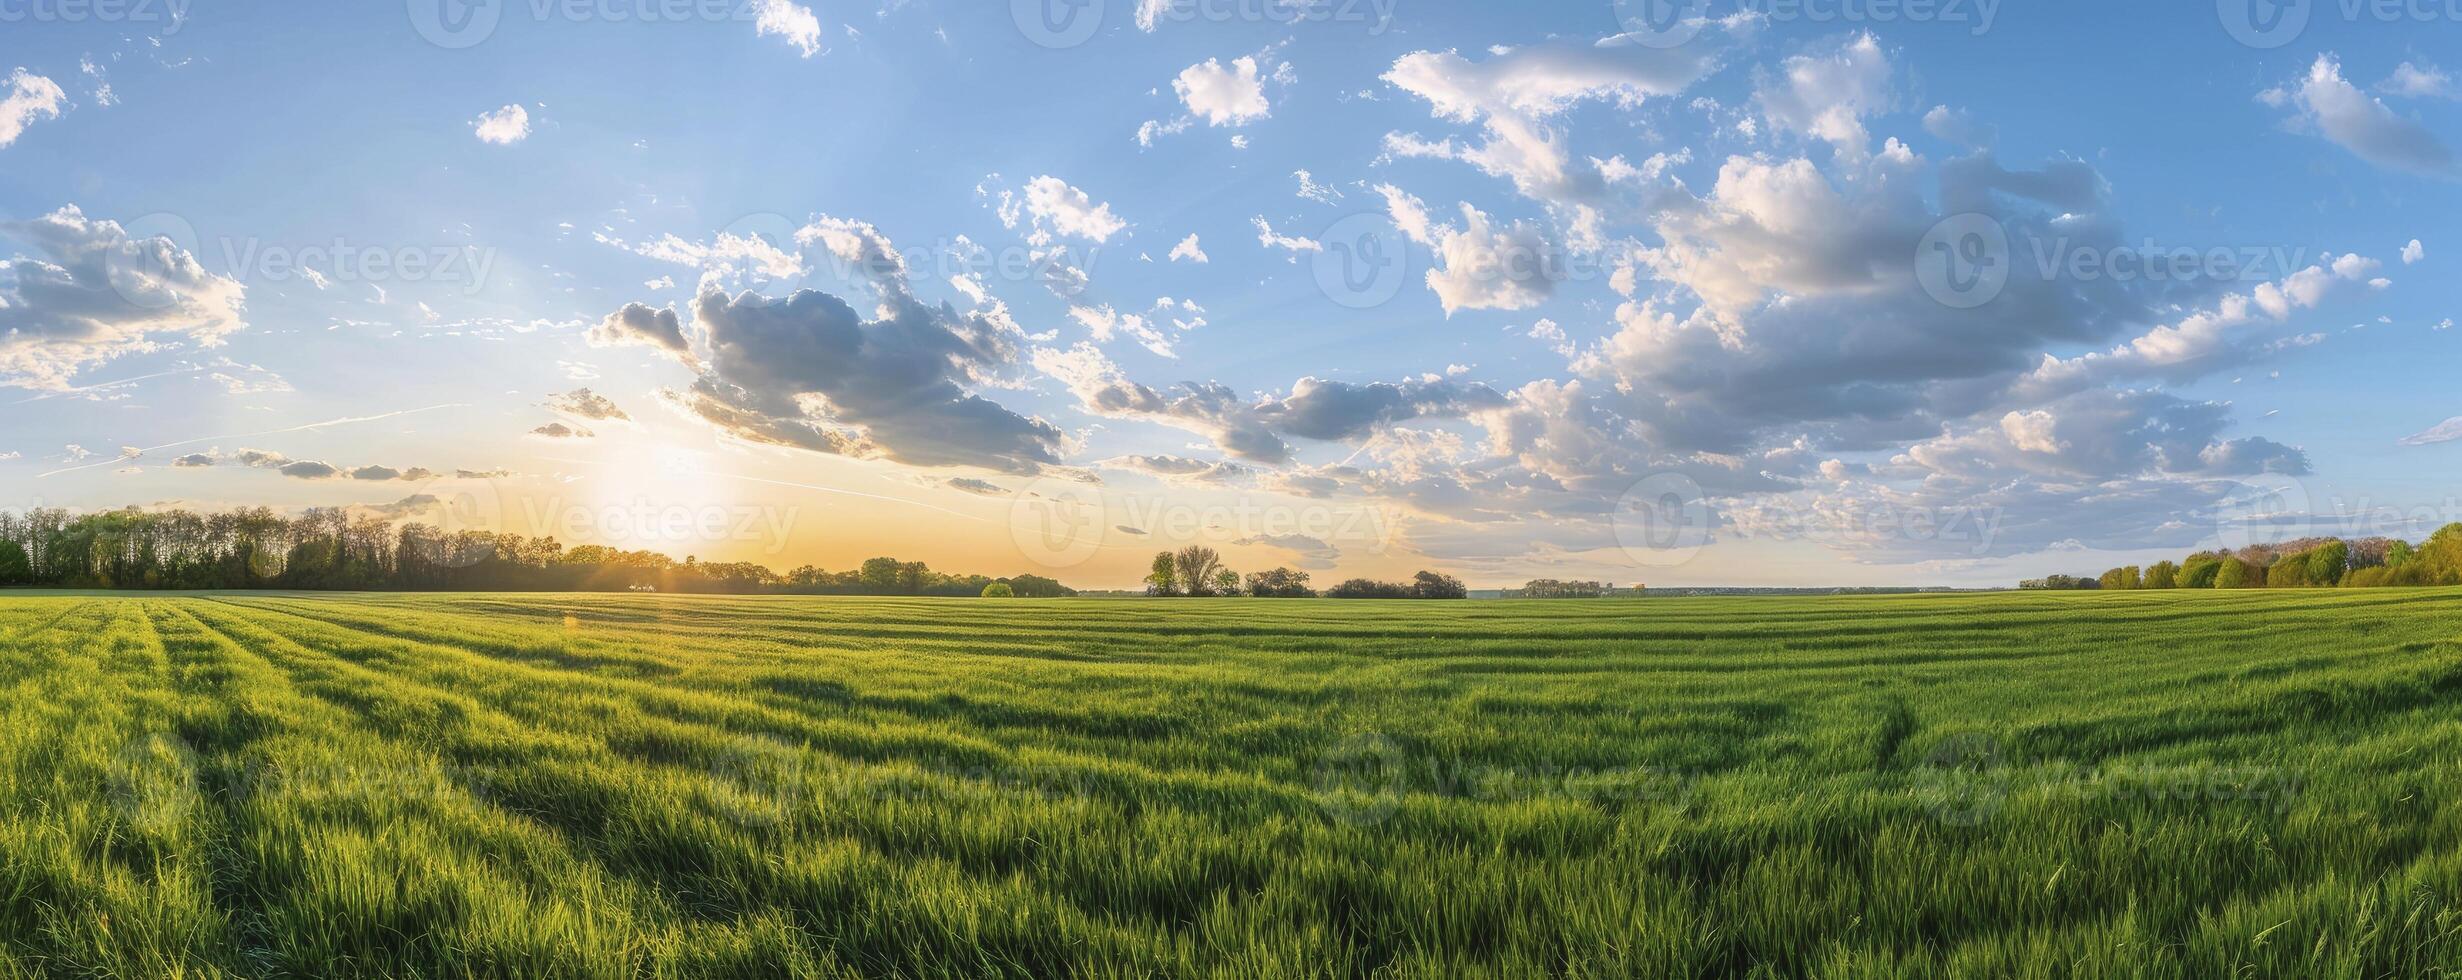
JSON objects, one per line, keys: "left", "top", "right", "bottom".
{"left": 5, "top": 590, "right": 2462, "bottom": 977}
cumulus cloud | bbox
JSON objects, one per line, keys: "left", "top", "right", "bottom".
{"left": 1174, "top": 56, "right": 1275, "bottom": 127}
{"left": 0, "top": 206, "right": 249, "bottom": 390}
{"left": 1377, "top": 184, "right": 1560, "bottom": 314}
{"left": 1256, "top": 375, "right": 1508, "bottom": 440}
{"left": 1021, "top": 176, "right": 1126, "bottom": 243}
{"left": 653, "top": 272, "right": 1067, "bottom": 473}
{"left": 1757, "top": 33, "right": 1894, "bottom": 160}
{"left": 2404, "top": 239, "right": 2425, "bottom": 264}
{"left": 0, "top": 70, "right": 66, "bottom": 148}
{"left": 587, "top": 303, "right": 693, "bottom": 360}
{"left": 1922, "top": 105, "right": 1996, "bottom": 149}
{"left": 472, "top": 104, "right": 531, "bottom": 145}
{"left": 2380, "top": 62, "right": 2457, "bottom": 100}
{"left": 2268, "top": 55, "right": 2457, "bottom": 176}
{"left": 1169, "top": 234, "right": 1208, "bottom": 263}
{"left": 754, "top": 0, "right": 823, "bottom": 57}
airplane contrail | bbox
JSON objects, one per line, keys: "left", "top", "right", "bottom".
{"left": 11, "top": 366, "right": 213, "bottom": 405}
{"left": 36, "top": 403, "right": 470, "bottom": 478}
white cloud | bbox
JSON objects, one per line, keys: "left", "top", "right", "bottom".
{"left": 2380, "top": 61, "right": 2457, "bottom": 100}
{"left": 1382, "top": 35, "right": 1719, "bottom": 202}
{"left": 0, "top": 206, "right": 250, "bottom": 390}
{"left": 1023, "top": 176, "right": 1126, "bottom": 243}
{"left": 472, "top": 104, "right": 530, "bottom": 145}
{"left": 1134, "top": 0, "right": 1170, "bottom": 31}
{"left": 1169, "top": 234, "right": 1209, "bottom": 263}
{"left": 0, "top": 70, "right": 66, "bottom": 149}
{"left": 1757, "top": 34, "right": 1893, "bottom": 160}
{"left": 2403, "top": 239, "right": 2425, "bottom": 264}
{"left": 2270, "top": 54, "right": 2456, "bottom": 176}
{"left": 755, "top": 0, "right": 823, "bottom": 57}
{"left": 1376, "top": 184, "right": 1558, "bottom": 315}
{"left": 2400, "top": 417, "right": 2462, "bottom": 446}
{"left": 1295, "top": 169, "right": 1342, "bottom": 204}
{"left": 1921, "top": 105, "right": 1995, "bottom": 149}
{"left": 1174, "top": 56, "right": 1273, "bottom": 126}
{"left": 1252, "top": 216, "right": 1322, "bottom": 256}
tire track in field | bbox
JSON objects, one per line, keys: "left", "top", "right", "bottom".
{"left": 163, "top": 600, "right": 731, "bottom": 966}
{"left": 178, "top": 599, "right": 1179, "bottom": 970}
{"left": 137, "top": 602, "right": 309, "bottom": 977}
{"left": 0, "top": 599, "right": 97, "bottom": 645}
{"left": 185, "top": 597, "right": 1345, "bottom": 953}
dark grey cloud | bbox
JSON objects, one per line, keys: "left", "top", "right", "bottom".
{"left": 1256, "top": 376, "right": 1508, "bottom": 442}
{"left": 587, "top": 302, "right": 692, "bottom": 359}
{"left": 655, "top": 286, "right": 1065, "bottom": 474}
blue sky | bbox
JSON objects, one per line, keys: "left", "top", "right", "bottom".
{"left": 0, "top": 0, "right": 2456, "bottom": 587}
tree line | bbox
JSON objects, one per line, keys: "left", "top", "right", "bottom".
{"left": 2022, "top": 524, "right": 2462, "bottom": 591}
{"left": 0, "top": 507, "right": 1073, "bottom": 597}
{"left": 1139, "top": 547, "right": 1468, "bottom": 599}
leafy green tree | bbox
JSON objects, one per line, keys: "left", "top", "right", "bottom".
{"left": 2144, "top": 561, "right": 2179, "bottom": 590}
{"left": 0, "top": 540, "right": 28, "bottom": 586}
{"left": 2180, "top": 555, "right": 2224, "bottom": 589}
{"left": 2307, "top": 540, "right": 2349, "bottom": 586}
{"left": 1412, "top": 571, "right": 1469, "bottom": 599}
{"left": 2216, "top": 559, "right": 2248, "bottom": 590}
{"left": 1244, "top": 568, "right": 1316, "bottom": 598}
{"left": 859, "top": 557, "right": 903, "bottom": 590}
{"left": 1173, "top": 547, "right": 1228, "bottom": 597}
{"left": 981, "top": 582, "right": 1014, "bottom": 598}
{"left": 1144, "top": 552, "right": 1179, "bottom": 597}
{"left": 2270, "top": 553, "right": 2310, "bottom": 588}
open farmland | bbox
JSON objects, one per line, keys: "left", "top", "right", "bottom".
{"left": 4, "top": 591, "right": 2462, "bottom": 976}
